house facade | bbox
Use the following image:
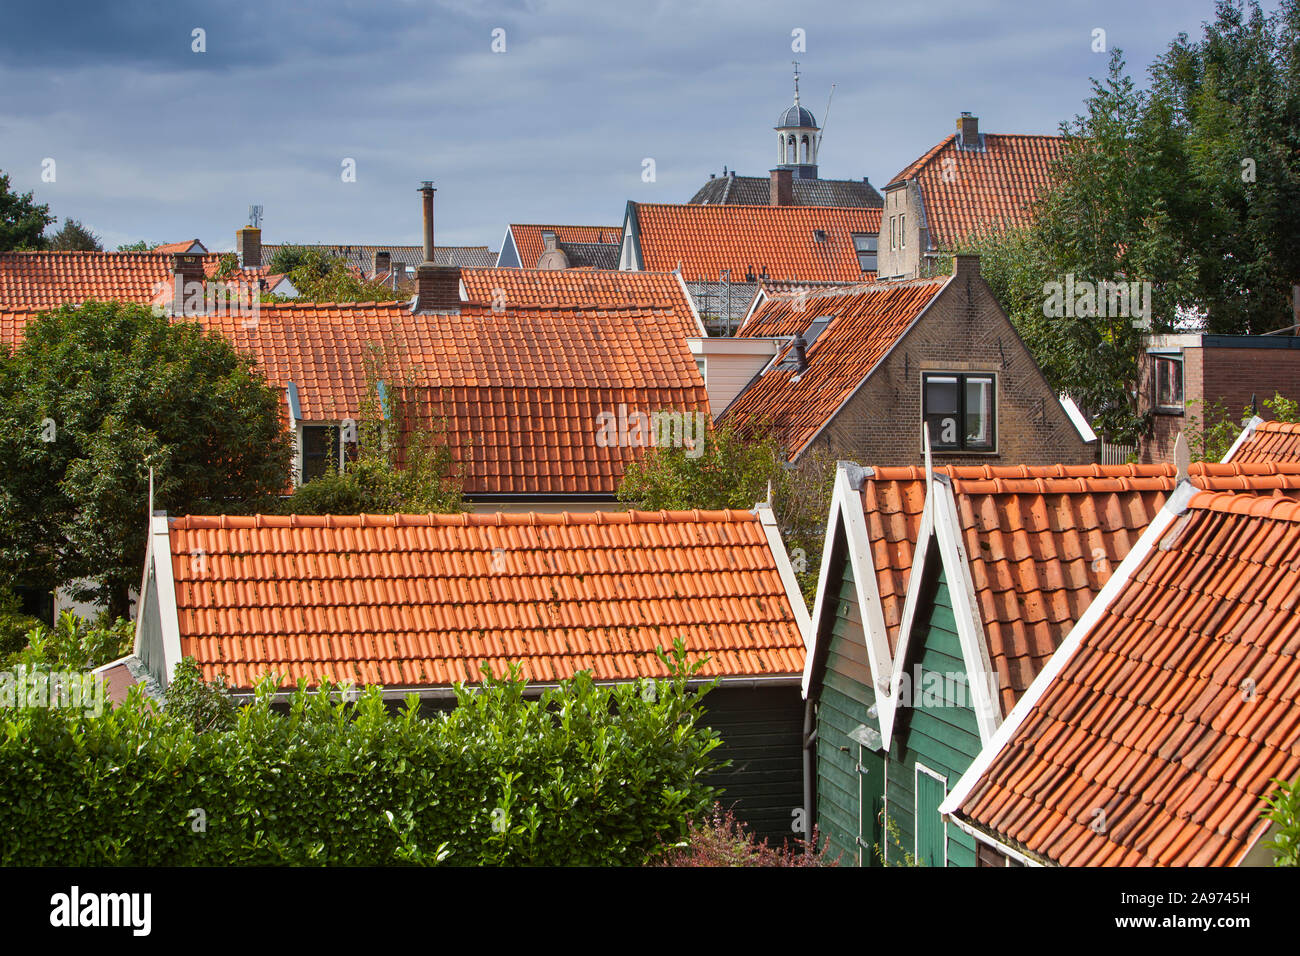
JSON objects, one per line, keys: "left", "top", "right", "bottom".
{"left": 721, "top": 256, "right": 1096, "bottom": 468}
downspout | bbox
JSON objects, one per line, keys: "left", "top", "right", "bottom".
{"left": 802, "top": 695, "right": 818, "bottom": 854}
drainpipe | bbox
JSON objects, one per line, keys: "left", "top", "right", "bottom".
{"left": 802, "top": 694, "right": 817, "bottom": 854}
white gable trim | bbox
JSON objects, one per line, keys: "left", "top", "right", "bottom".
{"left": 1222, "top": 415, "right": 1264, "bottom": 463}
{"left": 940, "top": 480, "right": 1198, "bottom": 819}
{"left": 801, "top": 465, "right": 896, "bottom": 729}
{"left": 147, "top": 513, "right": 184, "bottom": 686}
{"left": 494, "top": 227, "right": 517, "bottom": 268}
{"left": 754, "top": 503, "right": 812, "bottom": 645}
{"left": 673, "top": 270, "right": 708, "bottom": 336}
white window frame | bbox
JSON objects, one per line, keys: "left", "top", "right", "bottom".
{"left": 921, "top": 370, "right": 999, "bottom": 454}
{"left": 296, "top": 421, "right": 357, "bottom": 486}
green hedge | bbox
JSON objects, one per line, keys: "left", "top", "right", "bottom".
{"left": 0, "top": 653, "right": 723, "bottom": 866}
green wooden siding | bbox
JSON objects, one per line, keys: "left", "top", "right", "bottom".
{"left": 915, "top": 768, "right": 947, "bottom": 865}
{"left": 810, "top": 533, "right": 989, "bottom": 868}
{"left": 882, "top": 563, "right": 980, "bottom": 867}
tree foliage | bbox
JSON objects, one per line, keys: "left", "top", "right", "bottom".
{"left": 44, "top": 218, "right": 103, "bottom": 252}
{"left": 0, "top": 645, "right": 723, "bottom": 866}
{"left": 0, "top": 301, "right": 294, "bottom": 617}
{"left": 266, "top": 245, "right": 396, "bottom": 302}
{"left": 5, "top": 612, "right": 133, "bottom": 670}
{"left": 1263, "top": 776, "right": 1300, "bottom": 866}
{"left": 0, "top": 170, "right": 54, "bottom": 251}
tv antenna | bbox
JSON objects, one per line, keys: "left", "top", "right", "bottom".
{"left": 817, "top": 83, "right": 836, "bottom": 153}
{"left": 248, "top": 205, "right": 264, "bottom": 228}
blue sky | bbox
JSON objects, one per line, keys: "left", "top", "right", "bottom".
{"left": 0, "top": 0, "right": 1261, "bottom": 253}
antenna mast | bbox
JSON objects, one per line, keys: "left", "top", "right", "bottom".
{"left": 817, "top": 83, "right": 836, "bottom": 152}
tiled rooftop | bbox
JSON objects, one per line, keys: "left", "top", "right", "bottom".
{"left": 260, "top": 243, "right": 495, "bottom": 272}
{"left": 628, "top": 203, "right": 881, "bottom": 282}
{"left": 459, "top": 268, "right": 702, "bottom": 337}
{"left": 889, "top": 133, "right": 1065, "bottom": 250}
{"left": 1227, "top": 419, "right": 1300, "bottom": 464}
{"left": 955, "top": 489, "right": 1300, "bottom": 866}
{"left": 0, "top": 251, "right": 224, "bottom": 309}
{"left": 192, "top": 300, "right": 707, "bottom": 495}
{"left": 857, "top": 463, "right": 1300, "bottom": 711}
{"left": 721, "top": 279, "right": 946, "bottom": 455}
{"left": 687, "top": 175, "right": 884, "bottom": 208}
{"left": 506, "top": 225, "right": 620, "bottom": 271}
{"left": 166, "top": 509, "right": 806, "bottom": 689}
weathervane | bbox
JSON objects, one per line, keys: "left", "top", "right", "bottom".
{"left": 792, "top": 59, "right": 801, "bottom": 105}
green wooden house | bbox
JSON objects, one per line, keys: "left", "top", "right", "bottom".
{"left": 802, "top": 460, "right": 1175, "bottom": 865}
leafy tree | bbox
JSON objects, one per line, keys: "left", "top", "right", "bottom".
{"left": 267, "top": 245, "right": 395, "bottom": 301}
{"left": 1263, "top": 776, "right": 1300, "bottom": 866}
{"left": 44, "top": 219, "right": 102, "bottom": 252}
{"left": 0, "top": 301, "right": 294, "bottom": 618}
{"left": 116, "top": 240, "right": 154, "bottom": 252}
{"left": 0, "top": 170, "right": 54, "bottom": 251}
{"left": 284, "top": 345, "right": 464, "bottom": 514}
{"left": 0, "top": 587, "right": 42, "bottom": 662}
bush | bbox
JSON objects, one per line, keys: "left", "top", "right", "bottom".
{"left": 6, "top": 612, "right": 132, "bottom": 670}
{"left": 1263, "top": 777, "right": 1299, "bottom": 867}
{"left": 655, "top": 803, "right": 834, "bottom": 866}
{"left": 0, "top": 645, "right": 723, "bottom": 866}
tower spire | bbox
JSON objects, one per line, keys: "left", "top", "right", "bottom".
{"left": 792, "top": 59, "right": 801, "bottom": 106}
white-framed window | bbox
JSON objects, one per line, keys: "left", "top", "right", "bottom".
{"left": 298, "top": 423, "right": 358, "bottom": 485}
{"left": 1152, "top": 352, "right": 1184, "bottom": 412}
{"left": 900, "top": 214, "right": 906, "bottom": 248}
{"left": 694, "top": 356, "right": 707, "bottom": 383}
{"left": 890, "top": 216, "right": 897, "bottom": 251}
{"left": 923, "top": 372, "right": 997, "bottom": 452}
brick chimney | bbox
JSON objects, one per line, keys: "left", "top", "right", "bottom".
{"left": 957, "top": 112, "right": 980, "bottom": 148}
{"left": 412, "top": 180, "right": 459, "bottom": 312}
{"left": 236, "top": 227, "right": 261, "bottom": 268}
{"left": 770, "top": 168, "right": 794, "bottom": 206}
{"left": 374, "top": 250, "right": 391, "bottom": 275}
{"left": 952, "top": 253, "right": 981, "bottom": 279}
{"left": 172, "top": 253, "right": 206, "bottom": 315}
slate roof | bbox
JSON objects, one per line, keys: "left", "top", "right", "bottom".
{"left": 687, "top": 175, "right": 884, "bottom": 208}
{"left": 854, "top": 463, "right": 1300, "bottom": 712}
{"left": 953, "top": 489, "right": 1300, "bottom": 866}
{"left": 165, "top": 509, "right": 807, "bottom": 690}
{"left": 1227, "top": 419, "right": 1300, "bottom": 464}
{"left": 887, "top": 132, "right": 1065, "bottom": 250}
{"left": 721, "top": 278, "right": 945, "bottom": 456}
{"left": 459, "top": 268, "right": 703, "bottom": 338}
{"left": 189, "top": 300, "right": 707, "bottom": 496}
{"left": 627, "top": 203, "right": 882, "bottom": 283}
{"left": 259, "top": 244, "right": 495, "bottom": 272}
{"left": 505, "top": 225, "right": 620, "bottom": 270}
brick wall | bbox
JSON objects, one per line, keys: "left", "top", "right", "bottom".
{"left": 805, "top": 268, "right": 1095, "bottom": 467}
{"left": 1140, "top": 343, "right": 1300, "bottom": 463}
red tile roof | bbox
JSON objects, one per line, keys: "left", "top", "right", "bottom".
{"left": 0, "top": 251, "right": 226, "bottom": 309}
{"left": 628, "top": 204, "right": 881, "bottom": 282}
{"left": 858, "top": 463, "right": 1300, "bottom": 709}
{"left": 152, "top": 240, "right": 207, "bottom": 254}
{"left": 1227, "top": 419, "right": 1300, "bottom": 464}
{"left": 460, "top": 267, "right": 703, "bottom": 337}
{"left": 888, "top": 133, "right": 1065, "bottom": 250}
{"left": 954, "top": 489, "right": 1300, "bottom": 866}
{"left": 508, "top": 225, "right": 620, "bottom": 270}
{"left": 722, "top": 279, "right": 946, "bottom": 456}
{"left": 166, "top": 509, "right": 806, "bottom": 689}
{"left": 193, "top": 300, "right": 707, "bottom": 496}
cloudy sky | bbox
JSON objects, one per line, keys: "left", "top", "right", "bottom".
{"left": 0, "top": 0, "right": 1263, "bottom": 254}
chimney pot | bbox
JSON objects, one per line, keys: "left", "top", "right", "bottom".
{"left": 172, "top": 253, "right": 206, "bottom": 315}
{"left": 769, "top": 168, "right": 794, "bottom": 207}
{"left": 419, "top": 181, "right": 436, "bottom": 263}
{"left": 236, "top": 227, "right": 261, "bottom": 269}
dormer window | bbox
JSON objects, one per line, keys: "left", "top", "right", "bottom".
{"left": 852, "top": 234, "right": 877, "bottom": 272}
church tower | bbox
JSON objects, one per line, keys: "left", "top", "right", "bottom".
{"left": 775, "top": 62, "right": 820, "bottom": 179}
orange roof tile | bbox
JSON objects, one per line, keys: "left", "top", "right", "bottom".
{"left": 889, "top": 133, "right": 1064, "bottom": 250}
{"left": 955, "top": 489, "right": 1300, "bottom": 866}
{"left": 508, "top": 225, "right": 620, "bottom": 270}
{"left": 722, "top": 279, "right": 946, "bottom": 456}
{"left": 0, "top": 251, "right": 226, "bottom": 309}
{"left": 166, "top": 509, "right": 806, "bottom": 689}
{"left": 1228, "top": 420, "right": 1300, "bottom": 464}
{"left": 192, "top": 300, "right": 707, "bottom": 496}
{"left": 460, "top": 267, "right": 703, "bottom": 337}
{"left": 858, "top": 463, "right": 1300, "bottom": 707}
{"left": 629, "top": 204, "right": 881, "bottom": 282}
{"left": 152, "top": 239, "right": 207, "bottom": 254}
